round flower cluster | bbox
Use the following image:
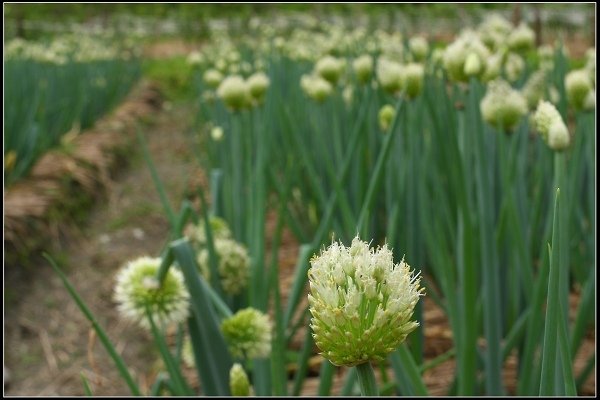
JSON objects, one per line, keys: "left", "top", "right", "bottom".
{"left": 315, "top": 55, "right": 346, "bottom": 85}
{"left": 482, "top": 52, "right": 504, "bottom": 82}
{"left": 585, "top": 47, "right": 596, "bottom": 84}
{"left": 114, "top": 257, "right": 190, "bottom": 330}
{"left": 203, "top": 69, "right": 224, "bottom": 89}
{"left": 478, "top": 14, "right": 512, "bottom": 50}
{"left": 211, "top": 126, "right": 224, "bottom": 141}
{"left": 401, "top": 63, "right": 424, "bottom": 99}
{"left": 379, "top": 32, "right": 405, "bottom": 61}
{"left": 300, "top": 74, "right": 333, "bottom": 102}
{"left": 221, "top": 308, "right": 272, "bottom": 359}
{"left": 443, "top": 30, "right": 490, "bottom": 82}
{"left": 377, "top": 58, "right": 404, "bottom": 94}
{"left": 352, "top": 54, "right": 374, "bottom": 84}
{"left": 187, "top": 51, "right": 204, "bottom": 66}
{"left": 197, "top": 237, "right": 250, "bottom": 296}
{"left": 507, "top": 23, "right": 535, "bottom": 53}
{"left": 246, "top": 71, "right": 270, "bottom": 104}
{"left": 409, "top": 36, "right": 429, "bottom": 62}
{"left": 378, "top": 104, "right": 395, "bottom": 132}
{"left": 184, "top": 216, "right": 232, "bottom": 249}
{"left": 217, "top": 75, "right": 251, "bottom": 111}
{"left": 464, "top": 52, "right": 483, "bottom": 77}
{"left": 308, "top": 237, "right": 424, "bottom": 367}
{"left": 480, "top": 79, "right": 527, "bottom": 132}
{"left": 505, "top": 53, "right": 525, "bottom": 82}
{"left": 534, "top": 101, "right": 570, "bottom": 151}
{"left": 565, "top": 69, "right": 594, "bottom": 111}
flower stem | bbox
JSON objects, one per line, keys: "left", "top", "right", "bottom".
{"left": 356, "top": 362, "right": 379, "bottom": 396}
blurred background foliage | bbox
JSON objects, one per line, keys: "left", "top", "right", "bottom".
{"left": 4, "top": 3, "right": 595, "bottom": 43}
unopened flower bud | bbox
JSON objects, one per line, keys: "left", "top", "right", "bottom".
{"left": 230, "top": 363, "right": 251, "bottom": 396}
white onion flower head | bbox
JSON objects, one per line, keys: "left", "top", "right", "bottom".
{"left": 187, "top": 51, "right": 203, "bottom": 66}
{"left": 534, "top": 101, "right": 570, "bottom": 150}
{"left": 584, "top": 90, "right": 595, "bottom": 110}
{"left": 478, "top": 14, "right": 512, "bottom": 50}
{"left": 315, "top": 55, "right": 345, "bottom": 85}
{"left": 507, "top": 23, "right": 535, "bottom": 53}
{"left": 401, "top": 63, "right": 424, "bottom": 99}
{"left": 482, "top": 52, "right": 504, "bottom": 82}
{"left": 377, "top": 58, "right": 404, "bottom": 94}
{"left": 184, "top": 216, "right": 232, "bottom": 249}
{"left": 505, "top": 53, "right": 525, "bottom": 82}
{"left": 114, "top": 257, "right": 190, "bottom": 330}
{"left": 308, "top": 236, "right": 424, "bottom": 367}
{"left": 464, "top": 52, "right": 482, "bottom": 77}
{"left": 221, "top": 308, "right": 272, "bottom": 359}
{"left": 211, "top": 126, "right": 224, "bottom": 141}
{"left": 409, "top": 36, "right": 429, "bottom": 61}
{"left": 431, "top": 48, "right": 444, "bottom": 66}
{"left": 217, "top": 75, "right": 250, "bottom": 111}
{"left": 534, "top": 101, "right": 563, "bottom": 141}
{"left": 547, "top": 119, "right": 570, "bottom": 151}
{"left": 352, "top": 54, "right": 373, "bottom": 84}
{"left": 585, "top": 47, "right": 595, "bottom": 84}
{"left": 378, "top": 104, "right": 395, "bottom": 132}
{"left": 300, "top": 74, "right": 333, "bottom": 102}
{"left": 197, "top": 237, "right": 250, "bottom": 296}
{"left": 343, "top": 85, "right": 354, "bottom": 106}
{"left": 443, "top": 30, "right": 490, "bottom": 82}
{"left": 565, "top": 69, "right": 593, "bottom": 111}
{"left": 480, "top": 79, "right": 527, "bottom": 132}
{"left": 247, "top": 71, "right": 270, "bottom": 104}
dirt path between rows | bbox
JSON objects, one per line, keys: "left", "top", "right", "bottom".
{"left": 4, "top": 97, "right": 199, "bottom": 396}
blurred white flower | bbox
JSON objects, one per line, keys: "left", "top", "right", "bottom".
{"left": 300, "top": 74, "right": 333, "bottom": 102}
{"left": 409, "top": 36, "right": 429, "bottom": 61}
{"left": 352, "top": 54, "right": 373, "bottom": 84}
{"left": 565, "top": 69, "right": 593, "bottom": 111}
{"left": 246, "top": 71, "right": 270, "bottom": 104}
{"left": 221, "top": 308, "right": 272, "bottom": 359}
{"left": 197, "top": 237, "right": 250, "bottom": 296}
{"left": 480, "top": 79, "right": 527, "bottom": 132}
{"left": 534, "top": 101, "right": 570, "bottom": 151}
{"left": 217, "top": 75, "right": 250, "bottom": 111}
{"left": 507, "top": 23, "right": 535, "bottom": 53}
{"left": 315, "top": 55, "right": 346, "bottom": 85}
{"left": 402, "top": 63, "right": 424, "bottom": 99}
{"left": 443, "top": 30, "right": 490, "bottom": 82}
{"left": 203, "top": 69, "right": 224, "bottom": 89}
{"left": 377, "top": 58, "right": 404, "bottom": 94}
{"left": 378, "top": 104, "right": 395, "bottom": 132}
